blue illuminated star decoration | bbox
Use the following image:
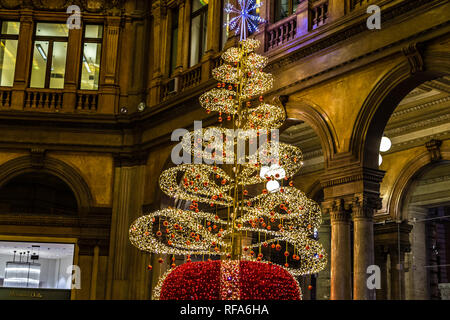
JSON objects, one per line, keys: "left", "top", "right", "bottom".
{"left": 225, "top": 0, "right": 265, "bottom": 41}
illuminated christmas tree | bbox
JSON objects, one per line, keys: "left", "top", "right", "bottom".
{"left": 129, "top": 0, "right": 326, "bottom": 300}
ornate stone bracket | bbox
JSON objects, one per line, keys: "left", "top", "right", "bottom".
{"left": 30, "top": 148, "right": 46, "bottom": 169}
{"left": 402, "top": 42, "right": 424, "bottom": 75}
{"left": 426, "top": 139, "right": 443, "bottom": 162}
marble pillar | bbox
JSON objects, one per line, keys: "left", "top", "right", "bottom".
{"left": 352, "top": 195, "right": 377, "bottom": 300}
{"left": 329, "top": 199, "right": 352, "bottom": 300}
{"left": 407, "top": 205, "right": 429, "bottom": 299}
{"left": 316, "top": 216, "right": 331, "bottom": 300}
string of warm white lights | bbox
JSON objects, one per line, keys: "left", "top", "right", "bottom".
{"left": 129, "top": 35, "right": 327, "bottom": 299}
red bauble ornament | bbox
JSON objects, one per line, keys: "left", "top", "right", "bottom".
{"left": 160, "top": 260, "right": 301, "bottom": 300}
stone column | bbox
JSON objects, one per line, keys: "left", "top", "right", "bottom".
{"left": 63, "top": 26, "right": 83, "bottom": 112}
{"left": 90, "top": 245, "right": 99, "bottom": 300}
{"left": 389, "top": 244, "right": 406, "bottom": 300}
{"left": 374, "top": 245, "right": 388, "bottom": 300}
{"left": 407, "top": 205, "right": 429, "bottom": 299}
{"left": 11, "top": 9, "right": 33, "bottom": 110}
{"left": 174, "top": 0, "right": 186, "bottom": 74}
{"left": 148, "top": 1, "right": 168, "bottom": 106}
{"left": 327, "top": 0, "right": 346, "bottom": 23}
{"left": 329, "top": 199, "right": 352, "bottom": 300}
{"left": 106, "top": 155, "right": 147, "bottom": 300}
{"left": 352, "top": 195, "right": 378, "bottom": 300}
{"left": 98, "top": 15, "right": 121, "bottom": 114}
{"left": 316, "top": 215, "right": 331, "bottom": 300}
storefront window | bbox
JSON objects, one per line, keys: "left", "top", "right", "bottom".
{"left": 0, "top": 241, "right": 75, "bottom": 290}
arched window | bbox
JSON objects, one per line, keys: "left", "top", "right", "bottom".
{"left": 0, "top": 172, "right": 78, "bottom": 215}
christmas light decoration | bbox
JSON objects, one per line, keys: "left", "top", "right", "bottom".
{"left": 156, "top": 260, "right": 301, "bottom": 300}
{"left": 129, "top": 21, "right": 327, "bottom": 299}
{"left": 224, "top": 0, "right": 265, "bottom": 41}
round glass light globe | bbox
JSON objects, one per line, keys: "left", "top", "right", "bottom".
{"left": 380, "top": 136, "right": 392, "bottom": 152}
{"left": 378, "top": 154, "right": 383, "bottom": 166}
{"left": 266, "top": 180, "right": 280, "bottom": 193}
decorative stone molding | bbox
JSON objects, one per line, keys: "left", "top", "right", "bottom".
{"left": 0, "top": 0, "right": 124, "bottom": 12}
{"left": 351, "top": 194, "right": 381, "bottom": 220}
{"left": 0, "top": 155, "right": 94, "bottom": 212}
{"left": 30, "top": 148, "right": 46, "bottom": 169}
{"left": 425, "top": 139, "right": 443, "bottom": 162}
{"left": 328, "top": 198, "right": 351, "bottom": 222}
{"left": 320, "top": 166, "right": 385, "bottom": 188}
{"left": 151, "top": 0, "right": 168, "bottom": 21}
{"left": 402, "top": 42, "right": 424, "bottom": 75}
{"left": 113, "top": 150, "right": 149, "bottom": 167}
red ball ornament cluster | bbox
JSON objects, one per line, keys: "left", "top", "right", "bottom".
{"left": 159, "top": 260, "right": 301, "bottom": 300}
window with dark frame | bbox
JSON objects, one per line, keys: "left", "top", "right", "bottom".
{"left": 80, "top": 24, "right": 103, "bottom": 90}
{"left": 189, "top": 0, "right": 208, "bottom": 67}
{"left": 170, "top": 8, "right": 179, "bottom": 76}
{"left": 30, "top": 23, "right": 69, "bottom": 89}
{"left": 274, "top": 0, "right": 301, "bottom": 22}
{"left": 0, "top": 21, "right": 20, "bottom": 87}
{"left": 220, "top": 0, "right": 229, "bottom": 50}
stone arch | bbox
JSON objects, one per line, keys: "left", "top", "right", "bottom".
{"left": 387, "top": 147, "right": 450, "bottom": 221}
{"left": 284, "top": 98, "right": 339, "bottom": 169}
{"left": 351, "top": 45, "right": 450, "bottom": 169}
{"left": 0, "top": 155, "right": 94, "bottom": 214}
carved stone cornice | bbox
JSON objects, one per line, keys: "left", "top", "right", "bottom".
{"left": 374, "top": 220, "right": 413, "bottom": 250}
{"left": 402, "top": 42, "right": 424, "bottom": 75}
{"left": 0, "top": 0, "right": 124, "bottom": 13}
{"left": 320, "top": 165, "right": 385, "bottom": 189}
{"left": 113, "top": 150, "right": 149, "bottom": 167}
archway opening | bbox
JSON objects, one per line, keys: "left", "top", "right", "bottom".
{"left": 0, "top": 172, "right": 78, "bottom": 215}
{"left": 372, "top": 75, "right": 450, "bottom": 300}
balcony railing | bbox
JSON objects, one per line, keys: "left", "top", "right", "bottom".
{"left": 180, "top": 65, "right": 202, "bottom": 91}
{"left": 76, "top": 91, "right": 99, "bottom": 112}
{"left": 266, "top": 15, "right": 297, "bottom": 51}
{"left": 24, "top": 89, "right": 63, "bottom": 111}
{"left": 311, "top": 0, "right": 329, "bottom": 30}
{"left": 161, "top": 64, "right": 203, "bottom": 101}
{"left": 0, "top": 88, "right": 12, "bottom": 108}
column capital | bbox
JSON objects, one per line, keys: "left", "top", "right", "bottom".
{"left": 351, "top": 194, "right": 381, "bottom": 220}
{"left": 151, "top": 0, "right": 168, "bottom": 22}
{"left": 324, "top": 198, "right": 351, "bottom": 222}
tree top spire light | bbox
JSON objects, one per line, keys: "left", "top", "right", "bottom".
{"left": 225, "top": 0, "right": 265, "bottom": 41}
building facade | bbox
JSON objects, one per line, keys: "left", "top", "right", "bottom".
{"left": 0, "top": 0, "right": 449, "bottom": 300}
